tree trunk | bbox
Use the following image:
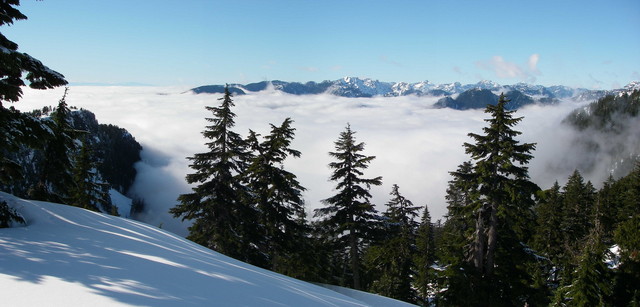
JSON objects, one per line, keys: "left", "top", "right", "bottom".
{"left": 484, "top": 202, "right": 498, "bottom": 275}
{"left": 469, "top": 205, "right": 486, "bottom": 272}
{"left": 350, "top": 225, "right": 361, "bottom": 290}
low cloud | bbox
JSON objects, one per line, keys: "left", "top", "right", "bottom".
{"left": 15, "top": 86, "right": 627, "bottom": 236}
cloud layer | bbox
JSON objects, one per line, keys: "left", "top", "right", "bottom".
{"left": 15, "top": 86, "right": 607, "bottom": 236}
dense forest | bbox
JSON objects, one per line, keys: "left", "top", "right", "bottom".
{"left": 1, "top": 1, "right": 639, "bottom": 306}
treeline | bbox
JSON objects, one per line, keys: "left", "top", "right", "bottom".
{"left": 172, "top": 87, "right": 639, "bottom": 306}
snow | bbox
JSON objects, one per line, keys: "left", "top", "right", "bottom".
{"left": 109, "top": 189, "right": 133, "bottom": 218}
{"left": 0, "top": 192, "right": 415, "bottom": 306}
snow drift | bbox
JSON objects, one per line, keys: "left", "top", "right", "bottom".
{"left": 0, "top": 192, "right": 415, "bottom": 306}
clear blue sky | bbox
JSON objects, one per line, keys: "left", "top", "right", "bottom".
{"left": 4, "top": 0, "right": 639, "bottom": 89}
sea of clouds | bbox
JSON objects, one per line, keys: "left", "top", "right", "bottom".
{"left": 14, "top": 86, "right": 615, "bottom": 236}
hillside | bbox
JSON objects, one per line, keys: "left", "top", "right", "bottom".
{"left": 0, "top": 192, "right": 415, "bottom": 307}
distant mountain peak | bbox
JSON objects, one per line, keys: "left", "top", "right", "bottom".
{"left": 190, "top": 77, "right": 635, "bottom": 109}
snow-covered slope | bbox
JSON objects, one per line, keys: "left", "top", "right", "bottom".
{"left": 0, "top": 192, "right": 415, "bottom": 307}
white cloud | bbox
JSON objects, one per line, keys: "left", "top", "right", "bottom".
{"left": 14, "top": 86, "right": 617, "bottom": 236}
{"left": 476, "top": 54, "right": 541, "bottom": 83}
{"left": 528, "top": 54, "right": 540, "bottom": 74}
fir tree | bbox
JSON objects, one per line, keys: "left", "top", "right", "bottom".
{"left": 559, "top": 170, "right": 596, "bottom": 282}
{"left": 70, "top": 135, "right": 110, "bottom": 212}
{"left": 553, "top": 221, "right": 612, "bottom": 306}
{"left": 444, "top": 93, "right": 540, "bottom": 306}
{"left": 414, "top": 204, "right": 437, "bottom": 306}
{"left": 242, "top": 118, "right": 307, "bottom": 272}
{"left": 314, "top": 124, "right": 382, "bottom": 290}
{"left": 29, "top": 88, "right": 77, "bottom": 203}
{"left": 367, "top": 184, "right": 420, "bottom": 303}
{"left": 0, "top": 0, "right": 66, "bottom": 224}
{"left": 170, "top": 86, "right": 256, "bottom": 262}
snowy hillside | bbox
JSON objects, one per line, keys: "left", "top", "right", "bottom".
{"left": 0, "top": 192, "right": 415, "bottom": 307}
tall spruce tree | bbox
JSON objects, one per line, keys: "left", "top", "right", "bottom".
{"left": 558, "top": 170, "right": 596, "bottom": 282}
{"left": 70, "top": 135, "right": 110, "bottom": 212}
{"left": 314, "top": 124, "right": 382, "bottom": 290}
{"left": 242, "top": 118, "right": 306, "bottom": 272}
{"left": 170, "top": 86, "right": 255, "bottom": 262}
{"left": 444, "top": 93, "right": 540, "bottom": 306}
{"left": 29, "top": 88, "right": 77, "bottom": 203}
{"left": 553, "top": 221, "right": 612, "bottom": 306}
{"left": 415, "top": 205, "right": 437, "bottom": 306}
{"left": 367, "top": 184, "right": 420, "bottom": 303}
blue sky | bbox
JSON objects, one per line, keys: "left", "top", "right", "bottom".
{"left": 5, "top": 0, "right": 639, "bottom": 89}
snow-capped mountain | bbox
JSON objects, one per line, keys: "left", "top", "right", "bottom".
{"left": 191, "top": 78, "right": 639, "bottom": 109}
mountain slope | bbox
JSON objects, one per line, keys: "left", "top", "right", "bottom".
{"left": 0, "top": 192, "right": 415, "bottom": 307}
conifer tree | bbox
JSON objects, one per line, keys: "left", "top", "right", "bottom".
{"left": 242, "top": 118, "right": 306, "bottom": 272}
{"left": 444, "top": 93, "right": 540, "bottom": 306}
{"left": 0, "top": 0, "right": 67, "bottom": 106}
{"left": 553, "top": 221, "right": 612, "bottom": 306}
{"left": 171, "top": 86, "right": 255, "bottom": 262}
{"left": 367, "top": 184, "right": 420, "bottom": 303}
{"left": 314, "top": 124, "right": 382, "bottom": 290}
{"left": 414, "top": 204, "right": 437, "bottom": 306}
{"left": 29, "top": 88, "right": 77, "bottom": 203}
{"left": 70, "top": 136, "right": 110, "bottom": 212}
{"left": 558, "top": 170, "right": 596, "bottom": 282}
{"left": 533, "top": 182, "right": 565, "bottom": 263}
{"left": 0, "top": 1, "right": 66, "bottom": 223}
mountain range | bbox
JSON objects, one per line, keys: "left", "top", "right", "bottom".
{"left": 191, "top": 78, "right": 640, "bottom": 110}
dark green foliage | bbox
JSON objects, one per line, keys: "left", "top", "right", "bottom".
{"left": 0, "top": 106, "right": 50, "bottom": 185}
{"left": 554, "top": 222, "right": 612, "bottom": 306}
{"left": 242, "top": 118, "right": 307, "bottom": 272}
{"left": 440, "top": 93, "right": 541, "bottom": 306}
{"left": 366, "top": 184, "right": 420, "bottom": 303}
{"left": 93, "top": 123, "right": 142, "bottom": 194}
{"left": 414, "top": 205, "right": 437, "bottom": 305}
{"left": 0, "top": 1, "right": 67, "bottom": 106}
{"left": 171, "top": 86, "right": 257, "bottom": 263}
{"left": 28, "top": 89, "right": 77, "bottom": 203}
{"left": 70, "top": 136, "right": 110, "bottom": 212}
{"left": 314, "top": 124, "right": 382, "bottom": 290}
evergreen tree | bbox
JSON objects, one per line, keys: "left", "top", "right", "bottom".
{"left": 314, "top": 124, "right": 382, "bottom": 290}
{"left": 443, "top": 93, "right": 540, "bottom": 306}
{"left": 533, "top": 182, "right": 565, "bottom": 263}
{"left": 29, "top": 88, "right": 77, "bottom": 203}
{"left": 611, "top": 163, "right": 640, "bottom": 306}
{"left": 170, "top": 86, "right": 256, "bottom": 262}
{"left": 242, "top": 118, "right": 307, "bottom": 272}
{"left": 0, "top": 0, "right": 66, "bottom": 224}
{"left": 559, "top": 170, "right": 596, "bottom": 281}
{"left": 553, "top": 221, "right": 612, "bottom": 306}
{"left": 414, "top": 204, "right": 437, "bottom": 306}
{"left": 0, "top": 0, "right": 67, "bottom": 106}
{"left": 70, "top": 135, "right": 110, "bottom": 212}
{"left": 367, "top": 184, "right": 420, "bottom": 303}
